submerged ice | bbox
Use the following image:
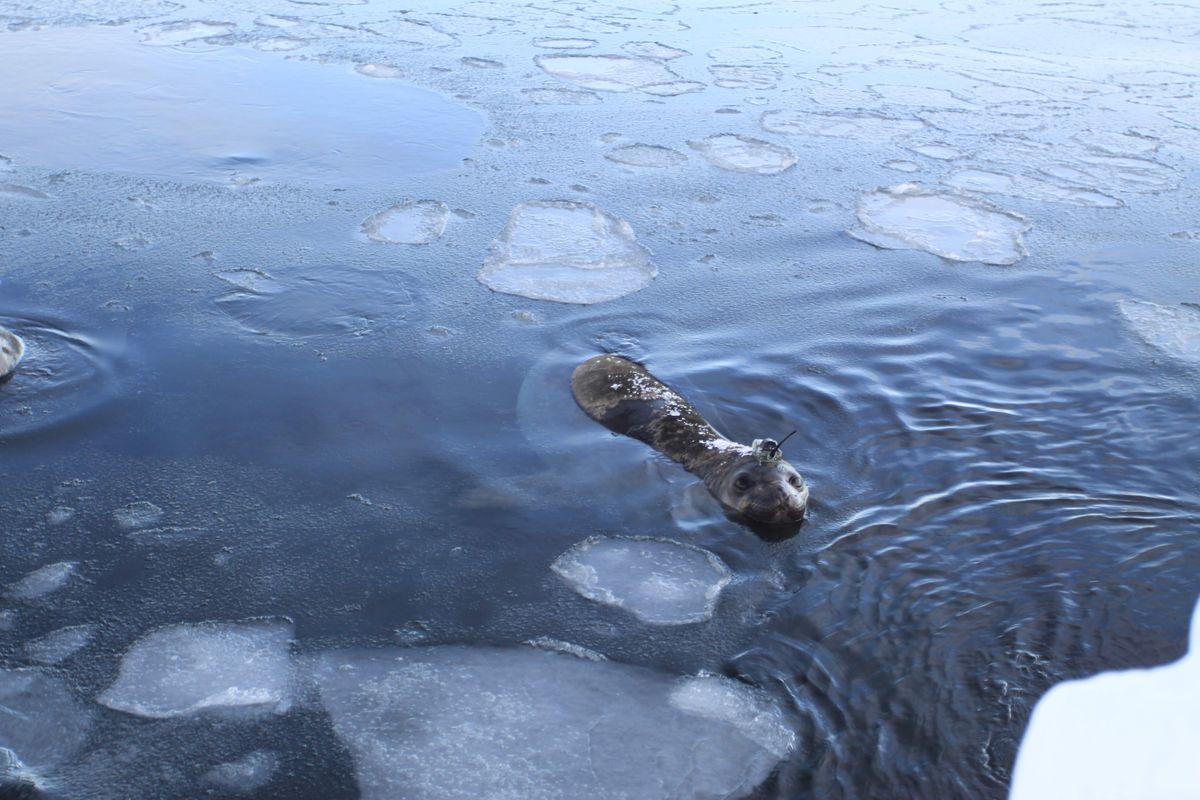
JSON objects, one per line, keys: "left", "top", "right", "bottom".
{"left": 5, "top": 562, "right": 76, "bottom": 601}
{"left": 551, "top": 536, "right": 732, "bottom": 625}
{"left": 0, "top": 668, "right": 92, "bottom": 784}
{"left": 1118, "top": 300, "right": 1200, "bottom": 364}
{"left": 98, "top": 619, "right": 294, "bottom": 718}
{"left": 849, "top": 183, "right": 1030, "bottom": 265}
{"left": 478, "top": 200, "right": 656, "bottom": 304}
{"left": 310, "top": 646, "right": 793, "bottom": 800}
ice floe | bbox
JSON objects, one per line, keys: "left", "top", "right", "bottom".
{"left": 98, "top": 619, "right": 294, "bottom": 718}
{"left": 884, "top": 159, "right": 922, "bottom": 173}
{"left": 522, "top": 87, "right": 603, "bottom": 105}
{"left": 688, "top": 134, "right": 797, "bottom": 175}
{"left": 137, "top": 20, "right": 236, "bottom": 46}
{"left": 533, "top": 37, "right": 596, "bottom": 49}
{"left": 478, "top": 200, "right": 656, "bottom": 304}
{"left": 551, "top": 536, "right": 732, "bottom": 625}
{"left": 605, "top": 144, "right": 688, "bottom": 168}
{"left": 709, "top": 64, "right": 782, "bottom": 90}
{"left": 203, "top": 751, "right": 279, "bottom": 795}
{"left": 535, "top": 54, "right": 682, "bottom": 93}
{"left": 0, "top": 668, "right": 92, "bottom": 784}
{"left": 622, "top": 41, "right": 689, "bottom": 60}
{"left": 5, "top": 562, "right": 77, "bottom": 601}
{"left": 310, "top": 646, "right": 794, "bottom": 800}
{"left": 361, "top": 200, "right": 449, "bottom": 244}
{"left": 1118, "top": 300, "right": 1200, "bottom": 364}
{"left": 762, "top": 109, "right": 925, "bottom": 140}
{"left": 0, "top": 327, "right": 24, "bottom": 382}
{"left": 941, "top": 169, "right": 1122, "bottom": 208}
{"left": 848, "top": 183, "right": 1030, "bottom": 265}
{"left": 24, "top": 625, "right": 95, "bottom": 665}
{"left": 113, "top": 500, "right": 164, "bottom": 530}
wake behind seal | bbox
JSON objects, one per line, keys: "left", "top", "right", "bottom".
{"left": 571, "top": 354, "right": 808, "bottom": 536}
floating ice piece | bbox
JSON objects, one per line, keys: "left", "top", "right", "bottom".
{"left": 1044, "top": 155, "right": 1178, "bottom": 195}
{"left": 533, "top": 37, "right": 596, "bottom": 49}
{"left": 522, "top": 87, "right": 603, "bottom": 105}
{"left": 942, "top": 169, "right": 1122, "bottom": 208}
{"left": 0, "top": 183, "right": 50, "bottom": 200}
{"left": 524, "top": 637, "right": 607, "bottom": 661}
{"left": 848, "top": 183, "right": 1030, "bottom": 265}
{"left": 98, "top": 619, "right": 294, "bottom": 719}
{"left": 669, "top": 674, "right": 797, "bottom": 758}
{"left": 113, "top": 500, "right": 163, "bottom": 530}
{"left": 137, "top": 20, "right": 236, "bottom": 46}
{"left": 203, "top": 751, "right": 279, "bottom": 795}
{"left": 1010, "top": 594, "right": 1200, "bottom": 800}
{"left": 355, "top": 63, "right": 404, "bottom": 79}
{"left": 688, "top": 134, "right": 797, "bottom": 175}
{"left": 535, "top": 54, "right": 681, "bottom": 93}
{"left": 6, "top": 562, "right": 76, "bottom": 601}
{"left": 0, "top": 327, "right": 24, "bottom": 382}
{"left": 310, "top": 646, "right": 793, "bottom": 800}
{"left": 707, "top": 46, "right": 781, "bottom": 62}
{"left": 638, "top": 81, "right": 705, "bottom": 96}
{"left": 1117, "top": 300, "right": 1200, "bottom": 364}
{"left": 252, "top": 36, "right": 307, "bottom": 51}
{"left": 709, "top": 64, "right": 781, "bottom": 90}
{"left": 871, "top": 84, "right": 973, "bottom": 110}
{"left": 762, "top": 109, "right": 925, "bottom": 140}
{"left": 908, "top": 143, "right": 964, "bottom": 160}
{"left": 622, "top": 41, "right": 689, "bottom": 60}
{"left": 478, "top": 200, "right": 656, "bottom": 304}
{"left": 361, "top": 200, "right": 449, "bottom": 244}
{"left": 552, "top": 536, "right": 732, "bottom": 625}
{"left": 0, "top": 154, "right": 13, "bottom": 172}
{"left": 605, "top": 144, "right": 688, "bottom": 168}
{"left": 25, "top": 625, "right": 95, "bottom": 665}
{"left": 0, "top": 668, "right": 92, "bottom": 779}
{"left": 362, "top": 18, "right": 457, "bottom": 48}
{"left": 884, "top": 159, "right": 922, "bottom": 173}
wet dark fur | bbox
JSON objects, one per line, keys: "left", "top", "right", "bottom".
{"left": 571, "top": 354, "right": 808, "bottom": 529}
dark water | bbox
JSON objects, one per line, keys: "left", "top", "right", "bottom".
{"left": 2, "top": 1, "right": 1199, "bottom": 799}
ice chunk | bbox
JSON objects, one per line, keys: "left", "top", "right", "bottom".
{"left": 605, "top": 144, "right": 687, "bottom": 168}
{"left": 622, "top": 41, "right": 689, "bottom": 60}
{"left": 762, "top": 109, "right": 925, "bottom": 140}
{"left": 0, "top": 327, "right": 24, "bottom": 382}
{"left": 638, "top": 81, "right": 705, "bottom": 96}
{"left": 0, "top": 668, "right": 92, "bottom": 781}
{"left": 533, "top": 38, "right": 596, "bottom": 49}
{"left": 113, "top": 500, "right": 163, "bottom": 530}
{"left": 6, "top": 562, "right": 76, "bottom": 601}
{"left": 478, "top": 200, "right": 656, "bottom": 304}
{"left": 24, "top": 625, "right": 94, "bottom": 665}
{"left": 137, "top": 20, "right": 236, "bottom": 46}
{"left": 355, "top": 63, "right": 404, "bottom": 79}
{"left": 942, "top": 169, "right": 1122, "bottom": 208}
{"left": 361, "top": 200, "right": 449, "bottom": 244}
{"left": 908, "top": 143, "right": 965, "bottom": 160}
{"left": 203, "top": 751, "right": 279, "bottom": 795}
{"left": 848, "top": 183, "right": 1030, "bottom": 265}
{"left": 98, "top": 619, "right": 294, "bottom": 719}
{"left": 310, "top": 646, "right": 794, "bottom": 800}
{"left": 688, "top": 134, "right": 797, "bottom": 175}
{"left": 884, "top": 160, "right": 922, "bottom": 173}
{"left": 551, "top": 536, "right": 732, "bottom": 625}
{"left": 1118, "top": 300, "right": 1200, "bottom": 364}
{"left": 522, "top": 87, "right": 602, "bottom": 105}
{"left": 669, "top": 674, "right": 797, "bottom": 758}
{"left": 535, "top": 54, "right": 681, "bottom": 93}
{"left": 709, "top": 64, "right": 781, "bottom": 90}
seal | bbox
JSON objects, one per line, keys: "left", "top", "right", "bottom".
{"left": 0, "top": 326, "right": 24, "bottom": 384}
{"left": 571, "top": 354, "right": 808, "bottom": 531}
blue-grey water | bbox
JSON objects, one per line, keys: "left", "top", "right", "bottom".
{"left": 1, "top": 1, "right": 1198, "bottom": 798}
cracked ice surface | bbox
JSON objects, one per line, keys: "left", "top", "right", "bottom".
{"left": 310, "top": 646, "right": 793, "bottom": 800}
{"left": 551, "top": 536, "right": 732, "bottom": 625}
{"left": 478, "top": 200, "right": 656, "bottom": 304}
{"left": 98, "top": 619, "right": 294, "bottom": 718}
{"left": 848, "top": 184, "right": 1030, "bottom": 265}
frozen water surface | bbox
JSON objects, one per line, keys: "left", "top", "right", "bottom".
{"left": 688, "top": 134, "right": 797, "bottom": 175}
{"left": 24, "top": 625, "right": 95, "bottom": 665}
{"left": 1118, "top": 300, "right": 1200, "bottom": 364}
{"left": 478, "top": 201, "right": 656, "bottom": 304}
{"left": 310, "top": 646, "right": 792, "bottom": 800}
{"left": 5, "top": 562, "right": 76, "bottom": 601}
{"left": 361, "top": 200, "right": 449, "bottom": 244}
{"left": 522, "top": 87, "right": 602, "bottom": 105}
{"left": 98, "top": 619, "right": 294, "bottom": 718}
{"left": 605, "top": 144, "right": 688, "bottom": 168}
{"left": 849, "top": 184, "right": 1031, "bottom": 265}
{"left": 535, "top": 54, "right": 682, "bottom": 93}
{"left": 0, "top": 668, "right": 92, "bottom": 785}
{"left": 551, "top": 536, "right": 732, "bottom": 625}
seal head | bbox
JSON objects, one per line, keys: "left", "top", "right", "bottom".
{"left": 0, "top": 326, "right": 24, "bottom": 384}
{"left": 571, "top": 354, "right": 809, "bottom": 535}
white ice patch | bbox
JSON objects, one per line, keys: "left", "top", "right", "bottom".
{"left": 638, "top": 81, "right": 705, "bottom": 96}
{"left": 535, "top": 54, "right": 682, "bottom": 93}
{"left": 113, "top": 500, "right": 164, "bottom": 530}
{"left": 709, "top": 64, "right": 782, "bottom": 90}
{"left": 309, "top": 646, "right": 793, "bottom": 800}
{"left": 361, "top": 200, "right": 449, "bottom": 244}
{"left": 908, "top": 143, "right": 965, "bottom": 160}
{"left": 762, "top": 109, "right": 925, "bottom": 140}
{"left": 605, "top": 144, "right": 688, "bottom": 168}
{"left": 6, "top": 562, "right": 76, "bottom": 601}
{"left": 0, "top": 668, "right": 92, "bottom": 780}
{"left": 884, "top": 160, "right": 922, "bottom": 173}
{"left": 478, "top": 200, "right": 656, "bottom": 304}
{"left": 522, "top": 87, "right": 603, "bottom": 105}
{"left": 622, "top": 41, "right": 689, "bottom": 60}
{"left": 533, "top": 38, "right": 596, "bottom": 49}
{"left": 524, "top": 637, "right": 607, "bottom": 661}
{"left": 355, "top": 63, "right": 404, "bottom": 79}
{"left": 24, "top": 625, "right": 95, "bottom": 665}
{"left": 1117, "top": 300, "right": 1200, "bottom": 364}
{"left": 137, "top": 20, "right": 236, "bottom": 46}
{"left": 688, "top": 134, "right": 797, "bottom": 175}
{"left": 551, "top": 536, "right": 732, "bottom": 625}
{"left": 203, "top": 750, "right": 279, "bottom": 795}
{"left": 848, "top": 183, "right": 1030, "bottom": 265}
{"left": 669, "top": 674, "right": 797, "bottom": 759}
{"left": 98, "top": 619, "right": 294, "bottom": 719}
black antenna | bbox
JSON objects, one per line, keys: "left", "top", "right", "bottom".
{"left": 771, "top": 429, "right": 797, "bottom": 455}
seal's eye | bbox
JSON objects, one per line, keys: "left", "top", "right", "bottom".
{"left": 733, "top": 475, "right": 751, "bottom": 492}
{"left": 788, "top": 475, "right": 803, "bottom": 487}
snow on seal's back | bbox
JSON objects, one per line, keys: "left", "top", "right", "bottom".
{"left": 478, "top": 200, "right": 656, "bottom": 304}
